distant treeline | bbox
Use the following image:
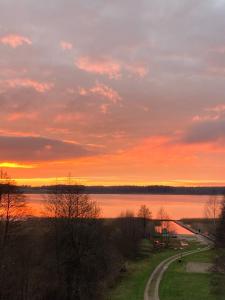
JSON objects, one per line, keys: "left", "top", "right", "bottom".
{"left": 21, "top": 185, "right": 225, "bottom": 195}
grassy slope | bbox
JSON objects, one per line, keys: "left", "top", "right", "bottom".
{"left": 160, "top": 250, "right": 224, "bottom": 300}
{"left": 107, "top": 240, "right": 201, "bottom": 300}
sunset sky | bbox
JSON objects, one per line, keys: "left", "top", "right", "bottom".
{"left": 1, "top": 0, "right": 225, "bottom": 186}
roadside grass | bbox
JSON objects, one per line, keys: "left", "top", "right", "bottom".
{"left": 160, "top": 249, "right": 225, "bottom": 300}
{"left": 107, "top": 239, "right": 201, "bottom": 300}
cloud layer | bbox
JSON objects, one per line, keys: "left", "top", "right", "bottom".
{"left": 0, "top": 136, "right": 92, "bottom": 162}
{"left": 0, "top": 34, "right": 32, "bottom": 48}
{"left": 1, "top": 0, "right": 225, "bottom": 184}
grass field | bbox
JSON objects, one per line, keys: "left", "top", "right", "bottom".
{"left": 159, "top": 249, "right": 224, "bottom": 300}
{"left": 107, "top": 239, "right": 202, "bottom": 300}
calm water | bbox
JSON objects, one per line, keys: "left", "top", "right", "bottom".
{"left": 26, "top": 193, "right": 221, "bottom": 219}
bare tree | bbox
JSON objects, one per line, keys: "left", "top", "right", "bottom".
{"left": 0, "top": 169, "right": 10, "bottom": 204}
{"left": 46, "top": 184, "right": 100, "bottom": 219}
{"left": 0, "top": 174, "right": 27, "bottom": 246}
{"left": 0, "top": 171, "right": 28, "bottom": 300}
{"left": 156, "top": 207, "right": 174, "bottom": 246}
{"left": 204, "top": 196, "right": 221, "bottom": 234}
{"left": 157, "top": 207, "right": 171, "bottom": 231}
{"left": 45, "top": 179, "right": 101, "bottom": 300}
{"left": 138, "top": 205, "right": 152, "bottom": 237}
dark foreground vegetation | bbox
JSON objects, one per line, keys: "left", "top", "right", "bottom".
{"left": 0, "top": 173, "right": 156, "bottom": 300}
{"left": 1, "top": 171, "right": 225, "bottom": 300}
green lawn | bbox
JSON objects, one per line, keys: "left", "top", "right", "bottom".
{"left": 107, "top": 240, "right": 201, "bottom": 300}
{"left": 160, "top": 249, "right": 224, "bottom": 300}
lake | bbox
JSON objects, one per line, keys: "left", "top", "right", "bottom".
{"left": 26, "top": 193, "right": 222, "bottom": 219}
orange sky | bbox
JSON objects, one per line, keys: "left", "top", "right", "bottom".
{"left": 1, "top": 0, "right": 225, "bottom": 186}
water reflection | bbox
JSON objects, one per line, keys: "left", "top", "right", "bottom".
{"left": 25, "top": 194, "right": 222, "bottom": 220}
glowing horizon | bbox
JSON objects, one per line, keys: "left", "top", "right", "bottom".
{"left": 2, "top": 175, "right": 225, "bottom": 187}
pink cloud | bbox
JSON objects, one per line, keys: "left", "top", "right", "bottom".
{"left": 7, "top": 112, "right": 38, "bottom": 122}
{"left": 0, "top": 129, "right": 39, "bottom": 137}
{"left": 0, "top": 34, "right": 32, "bottom": 48}
{"left": 192, "top": 114, "right": 219, "bottom": 122}
{"left": 125, "top": 64, "right": 149, "bottom": 78}
{"left": 75, "top": 56, "right": 149, "bottom": 79}
{"left": 54, "top": 113, "right": 84, "bottom": 123}
{"left": 78, "top": 87, "right": 88, "bottom": 96}
{"left": 100, "top": 104, "right": 109, "bottom": 114}
{"left": 75, "top": 56, "right": 121, "bottom": 79}
{"left": 6, "top": 78, "right": 53, "bottom": 93}
{"left": 192, "top": 103, "right": 225, "bottom": 122}
{"left": 78, "top": 82, "right": 122, "bottom": 103}
{"left": 60, "top": 41, "right": 73, "bottom": 50}
{"left": 206, "top": 104, "right": 225, "bottom": 113}
{"left": 90, "top": 82, "right": 121, "bottom": 103}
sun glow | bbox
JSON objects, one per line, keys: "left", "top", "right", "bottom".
{"left": 0, "top": 162, "right": 35, "bottom": 169}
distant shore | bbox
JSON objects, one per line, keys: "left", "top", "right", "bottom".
{"left": 20, "top": 185, "right": 225, "bottom": 195}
